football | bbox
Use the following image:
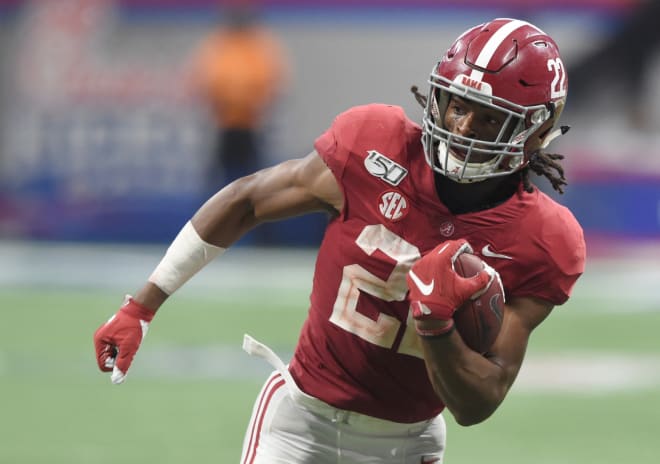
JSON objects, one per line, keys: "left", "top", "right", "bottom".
{"left": 453, "top": 252, "right": 505, "bottom": 354}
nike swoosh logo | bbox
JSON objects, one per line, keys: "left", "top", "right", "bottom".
{"left": 481, "top": 244, "right": 513, "bottom": 260}
{"left": 409, "top": 270, "right": 434, "bottom": 295}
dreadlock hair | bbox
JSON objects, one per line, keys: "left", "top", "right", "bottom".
{"left": 410, "top": 85, "right": 568, "bottom": 194}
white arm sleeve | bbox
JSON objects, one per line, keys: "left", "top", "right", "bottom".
{"left": 148, "top": 221, "right": 225, "bottom": 295}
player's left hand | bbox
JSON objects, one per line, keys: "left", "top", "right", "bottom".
{"left": 93, "top": 295, "right": 155, "bottom": 384}
{"left": 407, "top": 239, "right": 491, "bottom": 322}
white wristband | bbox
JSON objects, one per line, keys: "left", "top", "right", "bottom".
{"left": 148, "top": 221, "right": 225, "bottom": 295}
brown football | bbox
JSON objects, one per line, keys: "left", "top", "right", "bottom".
{"left": 453, "top": 252, "right": 505, "bottom": 353}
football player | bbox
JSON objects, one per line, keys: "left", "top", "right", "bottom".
{"left": 94, "top": 18, "right": 585, "bottom": 463}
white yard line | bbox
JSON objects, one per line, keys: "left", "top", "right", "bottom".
{"left": 0, "top": 240, "right": 316, "bottom": 292}
{"left": 1, "top": 240, "right": 660, "bottom": 307}
{"left": 131, "top": 348, "right": 660, "bottom": 393}
{"left": 514, "top": 353, "right": 660, "bottom": 393}
{"left": 1, "top": 344, "right": 659, "bottom": 392}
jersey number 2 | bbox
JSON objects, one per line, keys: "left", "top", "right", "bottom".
{"left": 329, "top": 224, "right": 424, "bottom": 359}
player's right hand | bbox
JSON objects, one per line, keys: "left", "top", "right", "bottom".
{"left": 93, "top": 295, "right": 156, "bottom": 384}
{"left": 407, "top": 239, "right": 491, "bottom": 322}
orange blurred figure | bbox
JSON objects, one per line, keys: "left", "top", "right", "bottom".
{"left": 192, "top": 4, "right": 289, "bottom": 188}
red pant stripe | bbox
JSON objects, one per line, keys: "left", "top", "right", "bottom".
{"left": 242, "top": 373, "right": 286, "bottom": 464}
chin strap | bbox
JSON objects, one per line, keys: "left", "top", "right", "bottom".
{"left": 540, "top": 125, "right": 570, "bottom": 149}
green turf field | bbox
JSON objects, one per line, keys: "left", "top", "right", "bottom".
{"left": 1, "top": 246, "right": 659, "bottom": 463}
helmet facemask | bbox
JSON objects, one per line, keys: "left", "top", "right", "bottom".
{"left": 422, "top": 69, "right": 554, "bottom": 183}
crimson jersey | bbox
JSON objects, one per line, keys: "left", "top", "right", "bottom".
{"left": 288, "top": 104, "right": 585, "bottom": 423}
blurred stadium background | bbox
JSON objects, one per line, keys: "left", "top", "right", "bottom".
{"left": 1, "top": 0, "right": 659, "bottom": 463}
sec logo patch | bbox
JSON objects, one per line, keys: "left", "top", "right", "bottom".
{"left": 378, "top": 191, "right": 408, "bottom": 221}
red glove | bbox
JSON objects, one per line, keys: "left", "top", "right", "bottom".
{"left": 407, "top": 239, "right": 491, "bottom": 322}
{"left": 93, "top": 296, "right": 156, "bottom": 384}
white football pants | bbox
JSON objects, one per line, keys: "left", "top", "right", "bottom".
{"left": 240, "top": 335, "right": 446, "bottom": 464}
